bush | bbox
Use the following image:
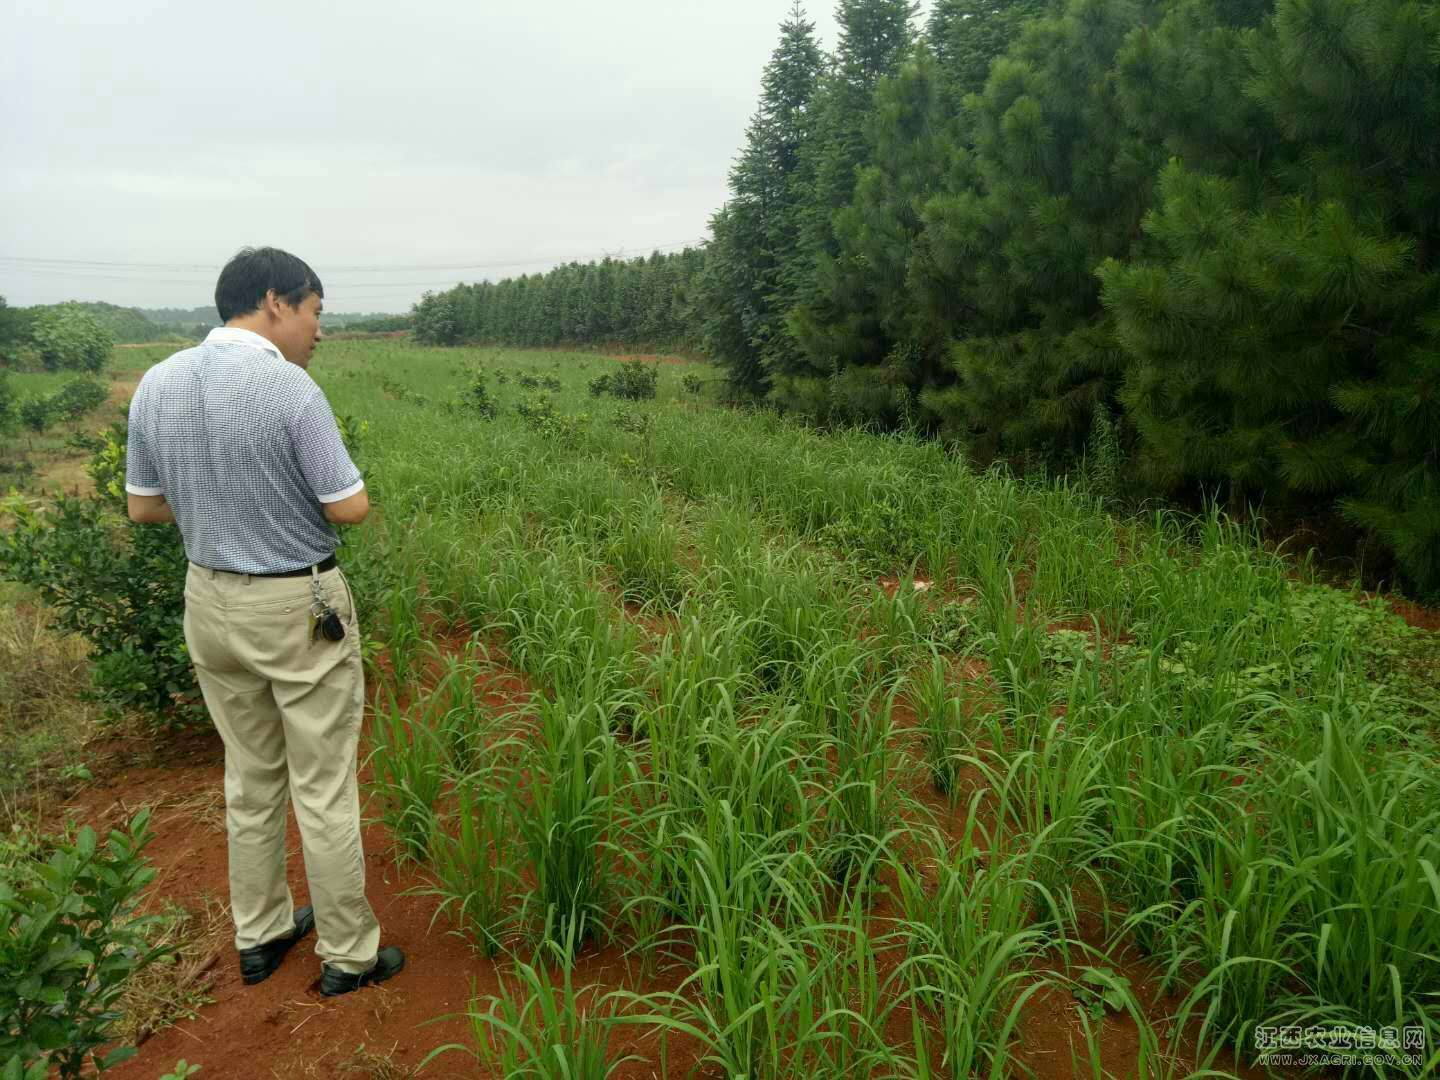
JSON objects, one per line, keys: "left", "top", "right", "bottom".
{"left": 0, "top": 809, "right": 169, "bottom": 1079}
{"left": 608, "top": 359, "right": 658, "bottom": 401}
{"left": 461, "top": 372, "right": 498, "bottom": 420}
{"left": 681, "top": 372, "right": 703, "bottom": 396}
{"left": 516, "top": 393, "right": 589, "bottom": 445}
{"left": 0, "top": 298, "right": 34, "bottom": 365}
{"left": 0, "top": 427, "right": 197, "bottom": 722}
{"left": 51, "top": 376, "right": 110, "bottom": 423}
{"left": 17, "top": 395, "right": 54, "bottom": 434}
{"left": 587, "top": 372, "right": 613, "bottom": 397}
{"left": 29, "top": 307, "right": 113, "bottom": 373}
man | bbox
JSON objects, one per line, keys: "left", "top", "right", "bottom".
{"left": 125, "top": 246, "right": 404, "bottom": 996}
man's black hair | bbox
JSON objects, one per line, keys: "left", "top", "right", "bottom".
{"left": 215, "top": 246, "right": 324, "bottom": 323}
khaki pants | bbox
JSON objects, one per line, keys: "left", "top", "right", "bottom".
{"left": 183, "top": 563, "right": 380, "bottom": 975}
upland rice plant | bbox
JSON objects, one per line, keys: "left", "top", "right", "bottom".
{"left": 365, "top": 688, "right": 444, "bottom": 862}
{"left": 910, "top": 653, "right": 967, "bottom": 796}
{"left": 422, "top": 770, "right": 519, "bottom": 957}
{"left": 894, "top": 825, "right": 1058, "bottom": 1078}
{"left": 292, "top": 341, "right": 1440, "bottom": 1080}
{"left": 425, "top": 925, "right": 639, "bottom": 1078}
{"left": 619, "top": 843, "right": 907, "bottom": 1079}
{"left": 515, "top": 697, "right": 618, "bottom": 953}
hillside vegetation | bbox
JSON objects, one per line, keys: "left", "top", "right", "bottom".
{"left": 413, "top": 0, "right": 1440, "bottom": 592}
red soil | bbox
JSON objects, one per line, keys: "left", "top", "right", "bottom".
{"left": 66, "top": 721, "right": 706, "bottom": 1080}
{"left": 46, "top": 621, "right": 1287, "bottom": 1079}
{"left": 1385, "top": 595, "right": 1440, "bottom": 631}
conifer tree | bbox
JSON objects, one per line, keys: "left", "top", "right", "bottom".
{"left": 1100, "top": 0, "right": 1440, "bottom": 587}
{"left": 909, "top": 0, "right": 1165, "bottom": 459}
{"left": 775, "top": 0, "right": 919, "bottom": 414}
{"left": 700, "top": 4, "right": 825, "bottom": 393}
{"left": 927, "top": 0, "right": 1052, "bottom": 106}
{"left": 787, "top": 47, "right": 955, "bottom": 425}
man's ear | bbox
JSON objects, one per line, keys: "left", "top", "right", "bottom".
{"left": 262, "top": 289, "right": 282, "bottom": 318}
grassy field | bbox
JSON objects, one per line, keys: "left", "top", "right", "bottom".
{"left": 300, "top": 340, "right": 1436, "bottom": 1078}
{"left": 6, "top": 338, "right": 1439, "bottom": 1077}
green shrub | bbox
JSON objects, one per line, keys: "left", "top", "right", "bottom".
{"left": 29, "top": 307, "right": 113, "bottom": 373}
{"left": 0, "top": 427, "right": 198, "bottom": 722}
{"left": 51, "top": 376, "right": 110, "bottom": 423}
{"left": 461, "top": 373, "right": 499, "bottom": 420}
{"left": 681, "top": 372, "right": 703, "bottom": 396}
{"left": 0, "top": 297, "right": 34, "bottom": 365}
{"left": 516, "top": 393, "right": 589, "bottom": 445}
{"left": 0, "top": 809, "right": 168, "bottom": 1079}
{"left": 587, "top": 372, "right": 613, "bottom": 397}
{"left": 17, "top": 395, "right": 54, "bottom": 434}
{"left": 608, "top": 359, "right": 658, "bottom": 401}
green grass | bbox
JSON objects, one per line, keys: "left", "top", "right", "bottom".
{"left": 20, "top": 338, "right": 1433, "bottom": 1077}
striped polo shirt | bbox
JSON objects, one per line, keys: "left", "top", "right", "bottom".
{"left": 125, "top": 327, "right": 363, "bottom": 574}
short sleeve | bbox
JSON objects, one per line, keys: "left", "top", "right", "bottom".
{"left": 290, "top": 388, "right": 363, "bottom": 503}
{"left": 124, "top": 382, "right": 164, "bottom": 496}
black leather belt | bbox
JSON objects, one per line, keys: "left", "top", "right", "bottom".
{"left": 204, "top": 555, "right": 338, "bottom": 578}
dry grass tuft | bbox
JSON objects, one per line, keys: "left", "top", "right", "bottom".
{"left": 0, "top": 599, "right": 102, "bottom": 804}
{"left": 336, "top": 1043, "right": 423, "bottom": 1079}
{"left": 114, "top": 892, "right": 232, "bottom": 1046}
{"left": 151, "top": 786, "right": 227, "bottom": 834}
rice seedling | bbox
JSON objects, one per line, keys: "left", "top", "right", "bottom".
{"left": 421, "top": 762, "right": 521, "bottom": 957}
{"left": 365, "top": 686, "right": 445, "bottom": 862}
{"left": 425, "top": 925, "right": 640, "bottom": 1078}
{"left": 894, "top": 821, "right": 1059, "bottom": 1078}
{"left": 515, "top": 696, "right": 621, "bottom": 953}
{"left": 910, "top": 653, "right": 968, "bottom": 796}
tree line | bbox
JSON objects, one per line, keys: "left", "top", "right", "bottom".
{"left": 413, "top": 0, "right": 1440, "bottom": 591}
{"left": 413, "top": 249, "right": 707, "bottom": 351}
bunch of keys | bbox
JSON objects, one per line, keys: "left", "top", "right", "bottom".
{"left": 309, "top": 572, "right": 347, "bottom": 643}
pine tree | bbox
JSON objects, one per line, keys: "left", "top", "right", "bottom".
{"left": 1100, "top": 0, "right": 1440, "bottom": 587}
{"left": 775, "top": 0, "right": 919, "bottom": 414}
{"left": 908, "top": 0, "right": 1168, "bottom": 461}
{"left": 787, "top": 47, "right": 955, "bottom": 425}
{"left": 700, "top": 3, "right": 825, "bottom": 393}
{"left": 927, "top": 0, "right": 1052, "bottom": 106}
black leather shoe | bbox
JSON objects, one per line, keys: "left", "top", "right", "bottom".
{"left": 319, "top": 945, "right": 406, "bottom": 997}
{"left": 238, "top": 905, "right": 315, "bottom": 985}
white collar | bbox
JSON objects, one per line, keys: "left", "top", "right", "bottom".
{"left": 205, "top": 326, "right": 285, "bottom": 361}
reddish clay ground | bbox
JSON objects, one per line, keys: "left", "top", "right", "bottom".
{"left": 45, "top": 686, "right": 1271, "bottom": 1080}
{"left": 1386, "top": 595, "right": 1440, "bottom": 631}
{"left": 44, "top": 613, "right": 1304, "bottom": 1079}
{"left": 64, "top": 723, "right": 705, "bottom": 1080}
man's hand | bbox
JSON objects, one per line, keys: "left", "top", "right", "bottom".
{"left": 127, "top": 493, "right": 176, "bottom": 524}
{"left": 322, "top": 487, "right": 370, "bottom": 525}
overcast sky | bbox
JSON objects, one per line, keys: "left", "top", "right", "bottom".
{"left": 1, "top": 0, "right": 926, "bottom": 313}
